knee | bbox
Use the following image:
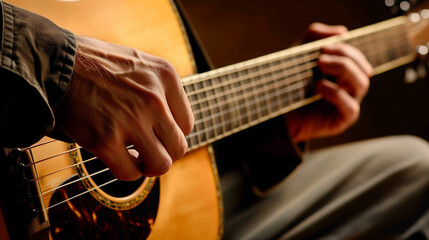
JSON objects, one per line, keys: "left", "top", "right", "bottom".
{"left": 394, "top": 135, "right": 429, "bottom": 160}
{"left": 367, "top": 135, "right": 429, "bottom": 174}
{"left": 387, "top": 135, "right": 429, "bottom": 175}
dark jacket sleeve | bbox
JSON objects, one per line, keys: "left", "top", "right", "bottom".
{"left": 0, "top": 0, "right": 76, "bottom": 148}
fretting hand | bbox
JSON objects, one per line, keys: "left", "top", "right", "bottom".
{"left": 56, "top": 36, "right": 194, "bottom": 181}
{"left": 285, "top": 23, "right": 373, "bottom": 143}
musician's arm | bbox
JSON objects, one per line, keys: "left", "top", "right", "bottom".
{"left": 0, "top": 1, "right": 194, "bottom": 180}
{"left": 0, "top": 0, "right": 76, "bottom": 148}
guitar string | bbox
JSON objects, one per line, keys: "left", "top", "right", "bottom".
{"left": 30, "top": 52, "right": 411, "bottom": 212}
{"left": 190, "top": 68, "right": 314, "bottom": 128}
{"left": 184, "top": 30, "right": 408, "bottom": 124}
{"left": 24, "top": 146, "right": 83, "bottom": 168}
{"left": 189, "top": 62, "right": 317, "bottom": 120}
{"left": 186, "top": 37, "right": 410, "bottom": 142}
{"left": 185, "top": 28, "right": 407, "bottom": 105}
{"left": 20, "top": 23, "right": 407, "bottom": 155}
{"left": 29, "top": 156, "right": 97, "bottom": 183}
{"left": 182, "top": 24, "right": 408, "bottom": 95}
{"left": 27, "top": 24, "right": 410, "bottom": 210}
{"left": 42, "top": 178, "right": 118, "bottom": 213}
{"left": 18, "top": 138, "right": 57, "bottom": 151}
{"left": 26, "top": 145, "right": 135, "bottom": 182}
{"left": 24, "top": 24, "right": 409, "bottom": 173}
{"left": 37, "top": 168, "right": 110, "bottom": 197}
{"left": 187, "top": 33, "right": 407, "bottom": 126}
{"left": 186, "top": 80, "right": 310, "bottom": 140}
{"left": 23, "top": 27, "right": 410, "bottom": 169}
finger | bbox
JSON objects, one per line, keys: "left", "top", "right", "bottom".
{"left": 94, "top": 143, "right": 143, "bottom": 181}
{"left": 304, "top": 22, "right": 348, "bottom": 42}
{"left": 316, "top": 80, "right": 360, "bottom": 131}
{"left": 130, "top": 125, "right": 173, "bottom": 177}
{"left": 322, "top": 43, "right": 373, "bottom": 77}
{"left": 153, "top": 108, "right": 188, "bottom": 162}
{"left": 318, "top": 54, "right": 369, "bottom": 98}
{"left": 157, "top": 59, "right": 194, "bottom": 135}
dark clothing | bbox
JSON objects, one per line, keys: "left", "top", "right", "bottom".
{"left": 0, "top": 0, "right": 76, "bottom": 148}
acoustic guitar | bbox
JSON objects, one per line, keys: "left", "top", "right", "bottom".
{"left": 1, "top": 0, "right": 429, "bottom": 239}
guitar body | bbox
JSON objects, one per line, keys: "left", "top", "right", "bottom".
{"left": 2, "top": 0, "right": 222, "bottom": 239}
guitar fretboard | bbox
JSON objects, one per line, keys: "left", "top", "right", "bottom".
{"left": 183, "top": 16, "right": 414, "bottom": 151}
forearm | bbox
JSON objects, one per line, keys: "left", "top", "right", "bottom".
{"left": 0, "top": 0, "right": 76, "bottom": 147}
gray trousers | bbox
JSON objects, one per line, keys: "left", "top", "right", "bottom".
{"left": 223, "top": 135, "right": 429, "bottom": 239}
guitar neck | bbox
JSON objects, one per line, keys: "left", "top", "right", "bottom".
{"left": 184, "top": 15, "right": 416, "bottom": 151}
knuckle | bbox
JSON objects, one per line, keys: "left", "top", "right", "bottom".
{"left": 155, "top": 58, "right": 178, "bottom": 79}
{"left": 141, "top": 85, "right": 166, "bottom": 110}
{"left": 155, "top": 158, "right": 172, "bottom": 176}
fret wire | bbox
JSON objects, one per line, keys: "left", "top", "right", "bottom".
{"left": 230, "top": 69, "right": 244, "bottom": 129}
{"left": 195, "top": 90, "right": 205, "bottom": 144}
{"left": 259, "top": 61, "right": 280, "bottom": 115}
{"left": 222, "top": 74, "right": 236, "bottom": 132}
{"left": 209, "top": 76, "right": 220, "bottom": 137}
{"left": 242, "top": 68, "right": 255, "bottom": 123}
{"left": 186, "top": 83, "right": 200, "bottom": 147}
{"left": 234, "top": 70, "right": 249, "bottom": 125}
{"left": 202, "top": 77, "right": 215, "bottom": 140}
{"left": 259, "top": 62, "right": 275, "bottom": 117}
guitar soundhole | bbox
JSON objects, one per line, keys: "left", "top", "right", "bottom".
{"left": 80, "top": 149, "right": 143, "bottom": 198}
{"left": 48, "top": 175, "right": 159, "bottom": 240}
